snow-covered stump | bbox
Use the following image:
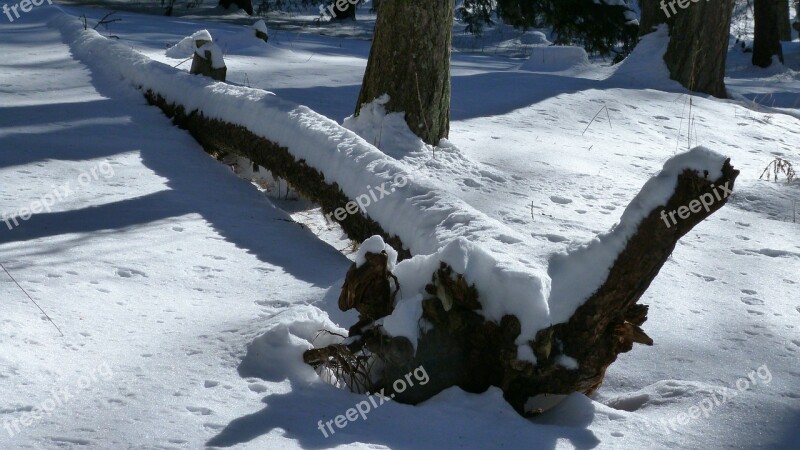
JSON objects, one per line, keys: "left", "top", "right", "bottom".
{"left": 253, "top": 20, "right": 269, "bottom": 43}
{"left": 304, "top": 156, "right": 740, "bottom": 415}
{"left": 190, "top": 38, "right": 226, "bottom": 82}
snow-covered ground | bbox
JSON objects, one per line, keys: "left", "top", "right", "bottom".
{"left": 1, "top": 4, "right": 798, "bottom": 450}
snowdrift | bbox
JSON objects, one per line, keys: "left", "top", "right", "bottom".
{"left": 521, "top": 46, "right": 590, "bottom": 72}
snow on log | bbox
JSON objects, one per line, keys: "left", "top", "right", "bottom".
{"left": 50, "top": 12, "right": 741, "bottom": 415}
{"left": 307, "top": 151, "right": 739, "bottom": 415}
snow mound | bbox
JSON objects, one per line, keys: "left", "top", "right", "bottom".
{"left": 609, "top": 24, "right": 677, "bottom": 90}
{"left": 165, "top": 29, "right": 212, "bottom": 59}
{"left": 521, "top": 46, "right": 589, "bottom": 72}
{"left": 238, "top": 306, "right": 345, "bottom": 382}
{"left": 519, "top": 31, "right": 551, "bottom": 46}
{"left": 253, "top": 19, "right": 268, "bottom": 36}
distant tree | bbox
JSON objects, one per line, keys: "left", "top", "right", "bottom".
{"left": 219, "top": 0, "right": 254, "bottom": 15}
{"left": 777, "top": 0, "right": 791, "bottom": 40}
{"left": 355, "top": 0, "right": 454, "bottom": 145}
{"left": 752, "top": 0, "right": 784, "bottom": 67}
{"left": 795, "top": 1, "right": 800, "bottom": 33}
{"left": 661, "top": 0, "right": 734, "bottom": 98}
{"left": 459, "top": 0, "right": 639, "bottom": 59}
{"left": 638, "top": 0, "right": 665, "bottom": 36}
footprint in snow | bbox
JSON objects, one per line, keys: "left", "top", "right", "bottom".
{"left": 115, "top": 268, "right": 147, "bottom": 278}
{"left": 495, "top": 234, "right": 523, "bottom": 244}
{"left": 741, "top": 289, "right": 758, "bottom": 295}
{"left": 248, "top": 383, "right": 267, "bottom": 393}
{"left": 204, "top": 380, "right": 219, "bottom": 388}
{"left": 187, "top": 406, "right": 213, "bottom": 416}
{"left": 691, "top": 272, "right": 716, "bottom": 282}
{"left": 740, "top": 297, "right": 764, "bottom": 306}
{"left": 462, "top": 178, "right": 482, "bottom": 188}
{"left": 550, "top": 195, "right": 573, "bottom": 205}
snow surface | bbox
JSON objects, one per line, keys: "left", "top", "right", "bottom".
{"left": 1, "top": 4, "right": 799, "bottom": 450}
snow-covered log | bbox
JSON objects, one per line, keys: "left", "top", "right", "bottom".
{"left": 306, "top": 153, "right": 740, "bottom": 415}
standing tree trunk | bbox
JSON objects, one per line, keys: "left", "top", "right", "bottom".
{"left": 795, "top": 1, "right": 800, "bottom": 33}
{"left": 638, "top": 0, "right": 666, "bottom": 36}
{"left": 777, "top": 0, "right": 792, "bottom": 40}
{"left": 355, "top": 0, "right": 454, "bottom": 146}
{"left": 663, "top": 0, "right": 733, "bottom": 98}
{"left": 753, "top": 0, "right": 785, "bottom": 67}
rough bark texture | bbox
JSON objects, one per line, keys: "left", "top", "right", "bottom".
{"left": 190, "top": 49, "right": 227, "bottom": 82}
{"left": 638, "top": 0, "right": 666, "bottom": 36}
{"left": 355, "top": 0, "right": 453, "bottom": 145}
{"left": 753, "top": 0, "right": 785, "bottom": 67}
{"left": 142, "top": 90, "right": 411, "bottom": 261}
{"left": 777, "top": 0, "right": 792, "bottom": 41}
{"left": 306, "top": 160, "right": 740, "bottom": 415}
{"left": 663, "top": 0, "right": 733, "bottom": 98}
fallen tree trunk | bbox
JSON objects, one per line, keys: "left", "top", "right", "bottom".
{"left": 143, "top": 90, "right": 411, "bottom": 260}
{"left": 305, "top": 157, "right": 739, "bottom": 414}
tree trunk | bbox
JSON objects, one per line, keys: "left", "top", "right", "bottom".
{"left": 218, "top": 0, "right": 253, "bottom": 15}
{"left": 795, "top": 1, "right": 800, "bottom": 33}
{"left": 777, "top": 0, "right": 792, "bottom": 40}
{"left": 638, "top": 0, "right": 666, "bottom": 36}
{"left": 305, "top": 157, "right": 740, "bottom": 415}
{"left": 663, "top": 0, "right": 733, "bottom": 98}
{"left": 355, "top": 0, "right": 453, "bottom": 146}
{"left": 753, "top": 0, "right": 784, "bottom": 67}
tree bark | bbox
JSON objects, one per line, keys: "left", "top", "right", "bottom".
{"left": 355, "top": 0, "right": 453, "bottom": 146}
{"left": 305, "top": 158, "right": 740, "bottom": 415}
{"left": 638, "top": 0, "right": 666, "bottom": 36}
{"left": 663, "top": 0, "right": 733, "bottom": 98}
{"left": 753, "top": 0, "right": 785, "bottom": 67}
{"left": 143, "top": 91, "right": 412, "bottom": 261}
{"left": 777, "top": 0, "right": 792, "bottom": 40}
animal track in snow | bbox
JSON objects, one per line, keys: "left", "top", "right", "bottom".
{"left": 550, "top": 195, "right": 573, "bottom": 205}
{"left": 115, "top": 268, "right": 147, "bottom": 278}
{"left": 187, "top": 406, "right": 213, "bottom": 416}
{"left": 740, "top": 297, "right": 764, "bottom": 306}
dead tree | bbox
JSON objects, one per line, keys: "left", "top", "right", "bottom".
{"left": 305, "top": 158, "right": 740, "bottom": 414}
